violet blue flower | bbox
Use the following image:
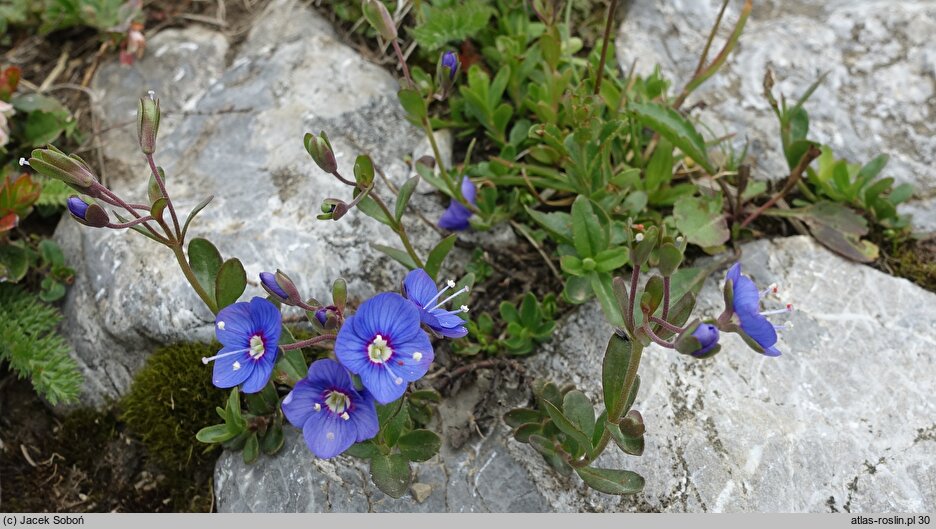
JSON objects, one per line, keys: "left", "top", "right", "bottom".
{"left": 724, "top": 263, "right": 791, "bottom": 357}
{"left": 441, "top": 51, "right": 459, "bottom": 80}
{"left": 438, "top": 176, "right": 476, "bottom": 231}
{"left": 66, "top": 196, "right": 89, "bottom": 220}
{"left": 403, "top": 268, "right": 469, "bottom": 338}
{"left": 689, "top": 323, "right": 720, "bottom": 357}
{"left": 259, "top": 271, "right": 289, "bottom": 300}
{"left": 335, "top": 292, "right": 433, "bottom": 404}
{"left": 315, "top": 307, "right": 328, "bottom": 325}
{"left": 282, "top": 359, "right": 379, "bottom": 459}
{"left": 201, "top": 297, "right": 282, "bottom": 393}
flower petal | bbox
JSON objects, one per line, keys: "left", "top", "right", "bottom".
{"left": 763, "top": 345, "right": 783, "bottom": 357}
{"left": 403, "top": 268, "right": 438, "bottom": 308}
{"left": 306, "top": 358, "right": 353, "bottom": 387}
{"left": 211, "top": 346, "right": 254, "bottom": 389}
{"left": 282, "top": 378, "right": 322, "bottom": 429}
{"left": 350, "top": 391, "right": 379, "bottom": 442}
{"left": 726, "top": 263, "right": 742, "bottom": 286}
{"left": 358, "top": 362, "right": 407, "bottom": 404}
{"left": 356, "top": 293, "right": 422, "bottom": 343}
{"left": 335, "top": 315, "right": 373, "bottom": 375}
{"left": 249, "top": 297, "right": 282, "bottom": 348}
{"left": 301, "top": 409, "right": 358, "bottom": 459}
{"left": 438, "top": 203, "right": 471, "bottom": 231}
{"left": 732, "top": 276, "right": 761, "bottom": 315}
{"left": 241, "top": 353, "right": 276, "bottom": 394}
{"left": 215, "top": 302, "right": 253, "bottom": 347}
{"left": 739, "top": 311, "right": 778, "bottom": 350}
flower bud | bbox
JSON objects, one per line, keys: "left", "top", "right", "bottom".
{"left": 436, "top": 51, "right": 460, "bottom": 99}
{"left": 260, "top": 270, "right": 302, "bottom": 304}
{"left": 304, "top": 131, "right": 338, "bottom": 174}
{"left": 361, "top": 0, "right": 397, "bottom": 41}
{"left": 675, "top": 321, "right": 721, "bottom": 358}
{"left": 137, "top": 91, "right": 160, "bottom": 154}
{"left": 67, "top": 196, "right": 109, "bottom": 228}
{"left": 28, "top": 147, "right": 97, "bottom": 189}
{"left": 318, "top": 198, "right": 349, "bottom": 221}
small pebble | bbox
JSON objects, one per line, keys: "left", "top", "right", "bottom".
{"left": 410, "top": 482, "right": 432, "bottom": 503}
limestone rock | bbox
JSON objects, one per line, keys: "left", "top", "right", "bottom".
{"left": 57, "top": 0, "right": 446, "bottom": 404}
{"left": 615, "top": 0, "right": 936, "bottom": 231}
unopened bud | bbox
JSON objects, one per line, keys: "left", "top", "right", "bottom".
{"left": 304, "top": 131, "right": 338, "bottom": 174}
{"left": 318, "top": 198, "right": 349, "bottom": 220}
{"left": 361, "top": 0, "right": 397, "bottom": 41}
{"left": 436, "top": 51, "right": 460, "bottom": 99}
{"left": 67, "top": 196, "right": 109, "bottom": 228}
{"left": 137, "top": 91, "right": 160, "bottom": 154}
{"left": 28, "top": 146, "right": 97, "bottom": 189}
{"left": 260, "top": 270, "right": 302, "bottom": 304}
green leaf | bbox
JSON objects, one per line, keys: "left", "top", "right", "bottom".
{"left": 575, "top": 466, "right": 645, "bottom": 495}
{"left": 524, "top": 208, "right": 573, "bottom": 245}
{"left": 410, "top": 1, "right": 495, "bottom": 51}
{"left": 571, "top": 196, "right": 608, "bottom": 257}
{"left": 0, "top": 245, "right": 29, "bottom": 282}
{"left": 528, "top": 435, "right": 573, "bottom": 476}
{"left": 38, "top": 239, "right": 65, "bottom": 267}
{"left": 215, "top": 258, "right": 246, "bottom": 309}
{"left": 344, "top": 440, "right": 381, "bottom": 459}
{"left": 657, "top": 243, "right": 683, "bottom": 277}
{"left": 562, "top": 390, "right": 596, "bottom": 440}
{"left": 563, "top": 275, "right": 590, "bottom": 304}
{"left": 504, "top": 408, "right": 542, "bottom": 428}
{"left": 644, "top": 139, "right": 674, "bottom": 192}
{"left": 372, "top": 243, "right": 419, "bottom": 270}
{"left": 394, "top": 175, "right": 420, "bottom": 222}
{"left": 261, "top": 423, "right": 285, "bottom": 455}
{"left": 242, "top": 432, "right": 260, "bottom": 464}
{"left": 187, "top": 238, "right": 222, "bottom": 307}
{"left": 195, "top": 424, "right": 239, "bottom": 444}
{"left": 370, "top": 454, "right": 411, "bottom": 499}
{"left": 150, "top": 197, "right": 168, "bottom": 224}
{"left": 673, "top": 195, "right": 729, "bottom": 248}
{"left": 425, "top": 234, "right": 456, "bottom": 280}
{"left": 629, "top": 102, "right": 715, "bottom": 174}
{"left": 397, "top": 429, "right": 442, "bottom": 462}
{"left": 601, "top": 333, "right": 633, "bottom": 418}
{"left": 355, "top": 194, "right": 394, "bottom": 227}
{"left": 273, "top": 328, "right": 307, "bottom": 386}
{"left": 397, "top": 89, "right": 427, "bottom": 121}
{"left": 542, "top": 399, "right": 591, "bottom": 455}
{"left": 607, "top": 421, "right": 644, "bottom": 456}
{"left": 181, "top": 195, "right": 214, "bottom": 241}
{"left": 590, "top": 272, "right": 624, "bottom": 327}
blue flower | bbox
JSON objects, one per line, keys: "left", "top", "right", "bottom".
{"left": 282, "top": 359, "right": 379, "bottom": 459}
{"left": 66, "top": 196, "right": 89, "bottom": 220}
{"left": 403, "top": 268, "right": 469, "bottom": 338}
{"left": 334, "top": 292, "right": 433, "bottom": 404}
{"left": 689, "top": 323, "right": 720, "bottom": 357}
{"left": 724, "top": 263, "right": 791, "bottom": 357}
{"left": 201, "top": 297, "right": 282, "bottom": 393}
{"left": 315, "top": 307, "right": 328, "bottom": 325}
{"left": 438, "top": 176, "right": 476, "bottom": 231}
{"left": 259, "top": 271, "right": 289, "bottom": 300}
{"left": 441, "top": 51, "right": 459, "bottom": 80}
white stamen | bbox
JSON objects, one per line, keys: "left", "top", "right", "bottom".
{"left": 313, "top": 403, "right": 321, "bottom": 412}
{"left": 217, "top": 321, "right": 226, "bottom": 330}
{"left": 412, "top": 352, "right": 423, "bottom": 361}
{"left": 423, "top": 282, "right": 454, "bottom": 308}
{"left": 18, "top": 157, "right": 29, "bottom": 166}
{"left": 326, "top": 432, "right": 335, "bottom": 440}
{"left": 147, "top": 89, "right": 156, "bottom": 99}
{"left": 368, "top": 334, "right": 393, "bottom": 363}
{"left": 676, "top": 236, "right": 684, "bottom": 243}
{"left": 635, "top": 233, "right": 645, "bottom": 242}
{"left": 201, "top": 347, "right": 248, "bottom": 364}
{"left": 760, "top": 283, "right": 779, "bottom": 298}
{"left": 460, "top": 305, "right": 469, "bottom": 313}
{"left": 395, "top": 377, "right": 403, "bottom": 385}
{"left": 760, "top": 304, "right": 793, "bottom": 316}
{"left": 340, "top": 412, "right": 350, "bottom": 421}
{"left": 446, "top": 279, "right": 456, "bottom": 288}
{"left": 232, "top": 361, "right": 241, "bottom": 371}
{"left": 429, "top": 286, "right": 469, "bottom": 312}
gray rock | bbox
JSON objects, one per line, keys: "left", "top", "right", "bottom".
{"left": 57, "top": 0, "right": 449, "bottom": 404}
{"left": 520, "top": 236, "right": 936, "bottom": 512}
{"left": 615, "top": 0, "right": 936, "bottom": 231}
{"left": 214, "top": 236, "right": 936, "bottom": 512}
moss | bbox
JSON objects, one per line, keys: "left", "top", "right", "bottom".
{"left": 120, "top": 342, "right": 226, "bottom": 510}
{"left": 889, "top": 237, "right": 936, "bottom": 293}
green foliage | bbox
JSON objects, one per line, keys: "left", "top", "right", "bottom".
{"left": 0, "top": 284, "right": 82, "bottom": 405}
{"left": 499, "top": 292, "right": 556, "bottom": 355}
{"left": 410, "top": 1, "right": 495, "bottom": 52}
{"left": 121, "top": 342, "right": 227, "bottom": 472}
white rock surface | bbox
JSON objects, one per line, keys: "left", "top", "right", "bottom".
{"left": 615, "top": 0, "right": 936, "bottom": 231}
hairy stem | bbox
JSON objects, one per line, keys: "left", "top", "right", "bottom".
{"left": 145, "top": 154, "right": 182, "bottom": 239}
{"left": 661, "top": 276, "right": 671, "bottom": 322}
{"left": 648, "top": 316, "right": 685, "bottom": 334}
{"left": 627, "top": 264, "right": 640, "bottom": 333}
{"left": 641, "top": 324, "right": 676, "bottom": 349}
{"left": 281, "top": 334, "right": 337, "bottom": 351}
{"left": 391, "top": 39, "right": 414, "bottom": 88}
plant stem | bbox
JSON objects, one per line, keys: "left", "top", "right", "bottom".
{"left": 170, "top": 242, "right": 218, "bottom": 314}
{"left": 391, "top": 38, "right": 414, "bottom": 88}
{"left": 145, "top": 154, "right": 182, "bottom": 239}
{"left": 627, "top": 264, "right": 640, "bottom": 332}
{"left": 648, "top": 316, "right": 685, "bottom": 334}
{"left": 593, "top": 0, "right": 619, "bottom": 96}
{"left": 370, "top": 193, "right": 425, "bottom": 269}
{"left": 661, "top": 276, "right": 671, "bottom": 321}
{"left": 281, "top": 334, "right": 337, "bottom": 351}
{"left": 94, "top": 183, "right": 171, "bottom": 244}
{"left": 740, "top": 144, "right": 820, "bottom": 229}
{"left": 107, "top": 216, "right": 155, "bottom": 229}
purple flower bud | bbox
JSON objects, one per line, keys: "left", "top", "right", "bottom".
{"left": 66, "top": 196, "right": 89, "bottom": 220}
{"left": 441, "top": 51, "right": 459, "bottom": 80}
{"left": 689, "top": 323, "right": 720, "bottom": 358}
{"left": 304, "top": 131, "right": 338, "bottom": 174}
{"left": 28, "top": 146, "right": 97, "bottom": 189}
{"left": 438, "top": 176, "right": 477, "bottom": 231}
{"left": 260, "top": 272, "right": 289, "bottom": 300}
{"left": 315, "top": 307, "right": 328, "bottom": 325}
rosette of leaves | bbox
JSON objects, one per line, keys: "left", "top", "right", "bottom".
{"left": 499, "top": 292, "right": 556, "bottom": 355}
